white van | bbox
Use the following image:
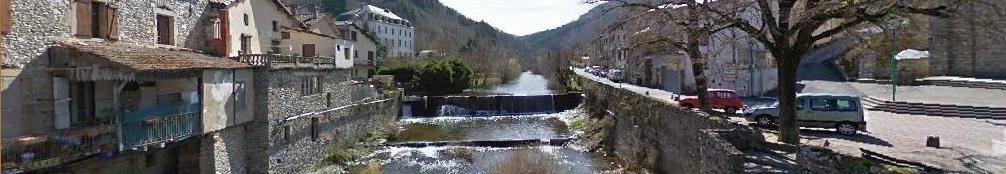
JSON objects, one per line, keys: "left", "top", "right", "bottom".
{"left": 744, "top": 94, "right": 867, "bottom": 136}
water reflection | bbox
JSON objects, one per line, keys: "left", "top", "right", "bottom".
{"left": 468, "top": 72, "right": 554, "bottom": 95}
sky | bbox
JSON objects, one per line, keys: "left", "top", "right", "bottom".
{"left": 439, "top": 0, "right": 601, "bottom": 36}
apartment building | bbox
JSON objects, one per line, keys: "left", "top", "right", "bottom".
{"left": 336, "top": 5, "right": 415, "bottom": 58}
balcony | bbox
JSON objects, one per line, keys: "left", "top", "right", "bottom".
{"left": 120, "top": 103, "right": 201, "bottom": 150}
{"left": 235, "top": 54, "right": 337, "bottom": 69}
{"left": 2, "top": 125, "right": 116, "bottom": 173}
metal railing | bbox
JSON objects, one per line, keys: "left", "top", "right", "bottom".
{"left": 236, "top": 54, "right": 336, "bottom": 67}
{"left": 2, "top": 125, "right": 116, "bottom": 173}
{"left": 120, "top": 104, "right": 201, "bottom": 150}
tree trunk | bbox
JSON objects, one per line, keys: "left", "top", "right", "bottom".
{"left": 776, "top": 54, "right": 801, "bottom": 144}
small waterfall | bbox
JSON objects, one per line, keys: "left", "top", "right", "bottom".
{"left": 401, "top": 93, "right": 582, "bottom": 117}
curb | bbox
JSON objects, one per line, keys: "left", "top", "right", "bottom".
{"left": 861, "top": 96, "right": 1006, "bottom": 120}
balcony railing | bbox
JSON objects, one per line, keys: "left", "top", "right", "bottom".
{"left": 354, "top": 59, "right": 378, "bottom": 66}
{"left": 236, "top": 54, "right": 336, "bottom": 68}
{"left": 2, "top": 125, "right": 116, "bottom": 173}
{"left": 120, "top": 104, "right": 201, "bottom": 150}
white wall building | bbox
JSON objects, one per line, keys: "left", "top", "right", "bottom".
{"left": 335, "top": 5, "right": 415, "bottom": 58}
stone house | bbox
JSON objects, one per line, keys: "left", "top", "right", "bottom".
{"left": 336, "top": 5, "right": 415, "bottom": 58}
{"left": 335, "top": 22, "right": 381, "bottom": 79}
{"left": 210, "top": 0, "right": 390, "bottom": 173}
{"left": 2, "top": 0, "right": 253, "bottom": 173}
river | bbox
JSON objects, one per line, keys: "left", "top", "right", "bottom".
{"left": 327, "top": 72, "right": 614, "bottom": 173}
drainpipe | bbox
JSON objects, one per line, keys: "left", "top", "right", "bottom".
{"left": 113, "top": 81, "right": 127, "bottom": 151}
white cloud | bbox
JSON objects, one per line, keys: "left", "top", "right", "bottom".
{"left": 439, "top": 0, "right": 600, "bottom": 36}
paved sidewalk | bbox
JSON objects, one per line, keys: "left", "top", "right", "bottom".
{"left": 800, "top": 80, "right": 1006, "bottom": 107}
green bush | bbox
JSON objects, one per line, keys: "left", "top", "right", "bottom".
{"left": 380, "top": 58, "right": 473, "bottom": 96}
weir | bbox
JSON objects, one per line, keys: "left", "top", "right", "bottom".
{"left": 401, "top": 93, "right": 583, "bottom": 117}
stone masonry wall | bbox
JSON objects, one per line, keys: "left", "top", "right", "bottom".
{"left": 578, "top": 75, "right": 763, "bottom": 174}
{"left": 929, "top": 0, "right": 1006, "bottom": 79}
{"left": 199, "top": 123, "right": 252, "bottom": 174}
{"left": 247, "top": 68, "right": 399, "bottom": 173}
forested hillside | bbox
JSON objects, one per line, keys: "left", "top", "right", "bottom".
{"left": 283, "top": 0, "right": 529, "bottom": 83}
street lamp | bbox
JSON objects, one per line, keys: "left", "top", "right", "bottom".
{"left": 887, "top": 16, "right": 906, "bottom": 101}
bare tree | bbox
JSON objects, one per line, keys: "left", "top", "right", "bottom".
{"left": 592, "top": 0, "right": 950, "bottom": 144}
{"left": 589, "top": 0, "right": 742, "bottom": 113}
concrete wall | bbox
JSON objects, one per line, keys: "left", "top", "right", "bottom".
{"left": 201, "top": 69, "right": 255, "bottom": 134}
{"left": 577, "top": 74, "right": 764, "bottom": 173}
{"left": 283, "top": 28, "right": 336, "bottom": 57}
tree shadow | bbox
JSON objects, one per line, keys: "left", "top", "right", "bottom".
{"left": 754, "top": 125, "right": 894, "bottom": 147}
{"left": 800, "top": 129, "right": 894, "bottom": 147}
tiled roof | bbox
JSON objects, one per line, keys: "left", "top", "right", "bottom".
{"left": 56, "top": 40, "right": 250, "bottom": 72}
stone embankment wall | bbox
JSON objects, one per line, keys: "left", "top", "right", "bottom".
{"left": 577, "top": 75, "right": 764, "bottom": 174}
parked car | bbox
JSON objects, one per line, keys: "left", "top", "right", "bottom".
{"left": 608, "top": 69, "right": 624, "bottom": 83}
{"left": 743, "top": 93, "right": 867, "bottom": 136}
{"left": 676, "top": 89, "right": 745, "bottom": 114}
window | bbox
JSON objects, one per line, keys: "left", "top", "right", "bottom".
{"left": 810, "top": 98, "right": 837, "bottom": 111}
{"left": 836, "top": 99, "right": 857, "bottom": 111}
{"left": 243, "top": 14, "right": 249, "bottom": 26}
{"left": 367, "top": 51, "right": 374, "bottom": 61}
{"left": 310, "top": 117, "right": 319, "bottom": 142}
{"left": 239, "top": 35, "right": 251, "bottom": 54}
{"left": 283, "top": 125, "right": 290, "bottom": 142}
{"left": 156, "top": 15, "right": 174, "bottom": 45}
{"left": 234, "top": 81, "right": 246, "bottom": 108}
{"left": 344, "top": 48, "right": 350, "bottom": 60}
{"left": 351, "top": 31, "right": 358, "bottom": 41}
{"left": 301, "top": 76, "right": 323, "bottom": 96}
{"left": 272, "top": 21, "right": 278, "bottom": 32}
{"left": 354, "top": 50, "right": 358, "bottom": 58}
{"left": 302, "top": 44, "right": 316, "bottom": 57}
{"left": 74, "top": 1, "right": 118, "bottom": 39}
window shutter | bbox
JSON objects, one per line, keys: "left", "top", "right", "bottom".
{"left": 74, "top": 0, "right": 92, "bottom": 37}
{"left": 107, "top": 6, "right": 118, "bottom": 40}
{"left": 98, "top": 5, "right": 112, "bottom": 39}
{"left": 1, "top": 0, "right": 12, "bottom": 34}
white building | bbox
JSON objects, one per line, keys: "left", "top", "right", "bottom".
{"left": 335, "top": 5, "right": 415, "bottom": 58}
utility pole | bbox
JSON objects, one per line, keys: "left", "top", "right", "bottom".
{"left": 748, "top": 40, "right": 755, "bottom": 97}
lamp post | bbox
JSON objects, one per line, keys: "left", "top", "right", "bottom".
{"left": 889, "top": 16, "right": 905, "bottom": 101}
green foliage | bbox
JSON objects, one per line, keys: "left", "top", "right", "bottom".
{"left": 378, "top": 58, "right": 473, "bottom": 96}
{"left": 418, "top": 58, "right": 473, "bottom": 96}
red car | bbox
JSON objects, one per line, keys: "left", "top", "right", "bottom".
{"left": 677, "top": 88, "right": 745, "bottom": 114}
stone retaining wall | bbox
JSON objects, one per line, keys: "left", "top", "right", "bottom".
{"left": 577, "top": 75, "right": 764, "bottom": 173}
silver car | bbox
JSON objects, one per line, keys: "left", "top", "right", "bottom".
{"left": 744, "top": 93, "right": 867, "bottom": 136}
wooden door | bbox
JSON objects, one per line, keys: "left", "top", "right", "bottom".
{"left": 302, "top": 44, "right": 316, "bottom": 57}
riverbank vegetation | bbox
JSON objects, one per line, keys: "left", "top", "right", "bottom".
{"left": 379, "top": 58, "right": 474, "bottom": 96}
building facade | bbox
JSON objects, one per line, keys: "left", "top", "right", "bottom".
{"left": 335, "top": 22, "right": 381, "bottom": 79}
{"left": 336, "top": 5, "right": 415, "bottom": 58}
{"left": 2, "top": 0, "right": 252, "bottom": 173}
{"left": 929, "top": 0, "right": 1006, "bottom": 79}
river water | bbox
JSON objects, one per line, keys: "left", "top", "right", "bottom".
{"left": 332, "top": 72, "right": 614, "bottom": 173}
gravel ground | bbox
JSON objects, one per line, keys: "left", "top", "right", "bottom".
{"left": 746, "top": 111, "right": 1006, "bottom": 173}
